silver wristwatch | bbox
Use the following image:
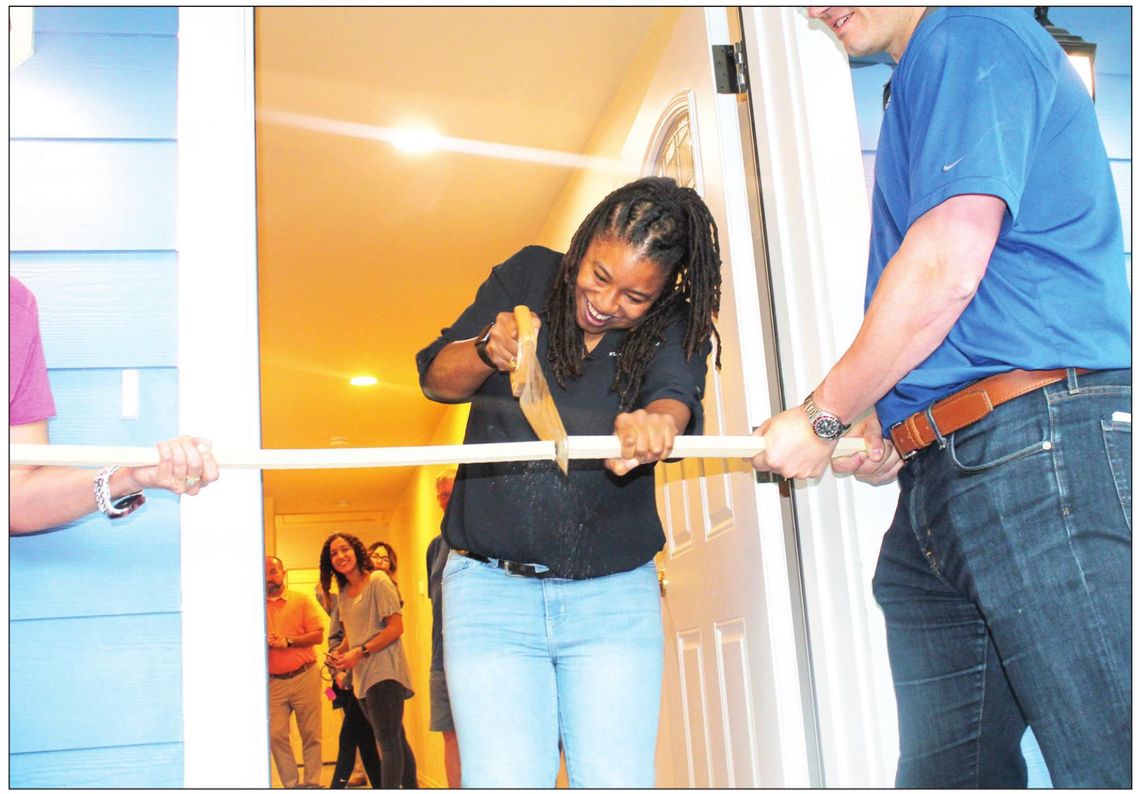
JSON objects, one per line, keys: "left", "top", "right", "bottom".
{"left": 803, "top": 392, "right": 849, "bottom": 440}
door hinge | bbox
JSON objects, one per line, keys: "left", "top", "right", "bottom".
{"left": 755, "top": 470, "right": 792, "bottom": 497}
{"left": 712, "top": 42, "right": 749, "bottom": 95}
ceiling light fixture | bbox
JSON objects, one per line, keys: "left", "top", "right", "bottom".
{"left": 350, "top": 375, "right": 379, "bottom": 387}
{"left": 260, "top": 109, "right": 625, "bottom": 172}
{"left": 391, "top": 126, "right": 443, "bottom": 155}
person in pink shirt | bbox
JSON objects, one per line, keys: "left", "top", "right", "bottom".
{"left": 9, "top": 276, "right": 218, "bottom": 533}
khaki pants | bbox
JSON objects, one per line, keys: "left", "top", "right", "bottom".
{"left": 269, "top": 663, "right": 323, "bottom": 787}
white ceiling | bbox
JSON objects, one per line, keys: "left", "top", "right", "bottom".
{"left": 255, "top": 7, "right": 670, "bottom": 517}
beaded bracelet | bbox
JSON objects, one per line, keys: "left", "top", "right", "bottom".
{"left": 93, "top": 465, "right": 146, "bottom": 519}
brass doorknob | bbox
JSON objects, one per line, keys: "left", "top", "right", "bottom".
{"left": 658, "top": 568, "right": 669, "bottom": 597}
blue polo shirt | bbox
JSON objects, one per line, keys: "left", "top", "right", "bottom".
{"left": 870, "top": 7, "right": 1131, "bottom": 429}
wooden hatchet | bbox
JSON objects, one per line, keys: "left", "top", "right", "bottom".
{"left": 510, "top": 305, "right": 570, "bottom": 474}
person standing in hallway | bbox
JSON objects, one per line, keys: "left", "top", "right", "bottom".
{"left": 368, "top": 541, "right": 403, "bottom": 604}
{"left": 327, "top": 600, "right": 385, "bottom": 789}
{"left": 753, "top": 7, "right": 1131, "bottom": 787}
{"left": 265, "top": 556, "right": 326, "bottom": 789}
{"left": 324, "top": 533, "right": 419, "bottom": 789}
{"left": 425, "top": 469, "right": 460, "bottom": 788}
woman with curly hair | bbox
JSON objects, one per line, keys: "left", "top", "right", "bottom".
{"left": 321, "top": 532, "right": 417, "bottom": 789}
{"left": 415, "top": 176, "right": 723, "bottom": 787}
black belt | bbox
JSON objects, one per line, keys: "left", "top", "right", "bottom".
{"left": 269, "top": 660, "right": 314, "bottom": 680}
{"left": 455, "top": 548, "right": 557, "bottom": 579}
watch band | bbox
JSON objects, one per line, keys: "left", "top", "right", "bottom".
{"left": 359, "top": 643, "right": 371, "bottom": 658}
{"left": 803, "top": 392, "right": 850, "bottom": 440}
{"left": 94, "top": 465, "right": 146, "bottom": 519}
{"left": 473, "top": 321, "right": 496, "bottom": 369}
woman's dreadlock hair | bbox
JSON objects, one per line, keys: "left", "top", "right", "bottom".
{"left": 544, "top": 176, "right": 722, "bottom": 410}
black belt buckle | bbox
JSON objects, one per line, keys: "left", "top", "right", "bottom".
{"left": 501, "top": 559, "right": 537, "bottom": 577}
{"left": 457, "top": 548, "right": 552, "bottom": 579}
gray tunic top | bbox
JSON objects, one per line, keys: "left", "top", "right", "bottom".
{"left": 338, "top": 571, "right": 414, "bottom": 700}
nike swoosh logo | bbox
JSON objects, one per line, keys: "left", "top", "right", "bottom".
{"left": 942, "top": 156, "right": 966, "bottom": 172}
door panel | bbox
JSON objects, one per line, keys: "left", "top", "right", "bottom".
{"left": 677, "top": 629, "right": 713, "bottom": 787}
{"left": 620, "top": 7, "right": 808, "bottom": 787}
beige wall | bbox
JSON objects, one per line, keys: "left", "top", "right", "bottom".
{"left": 385, "top": 403, "right": 469, "bottom": 788}
{"left": 535, "top": 9, "right": 680, "bottom": 249}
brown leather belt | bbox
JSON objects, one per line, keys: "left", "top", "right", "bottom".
{"left": 889, "top": 368, "right": 1088, "bottom": 459}
{"left": 269, "top": 660, "right": 314, "bottom": 680}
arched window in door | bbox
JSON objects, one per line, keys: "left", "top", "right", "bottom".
{"left": 644, "top": 91, "right": 703, "bottom": 193}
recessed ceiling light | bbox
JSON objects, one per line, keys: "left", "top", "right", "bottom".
{"left": 392, "top": 126, "right": 442, "bottom": 154}
{"left": 350, "top": 375, "right": 378, "bottom": 387}
{"left": 328, "top": 436, "right": 348, "bottom": 447}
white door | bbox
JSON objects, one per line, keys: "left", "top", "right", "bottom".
{"left": 618, "top": 8, "right": 816, "bottom": 787}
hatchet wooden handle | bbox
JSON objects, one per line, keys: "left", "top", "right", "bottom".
{"left": 513, "top": 305, "right": 536, "bottom": 343}
{"left": 510, "top": 305, "right": 537, "bottom": 398}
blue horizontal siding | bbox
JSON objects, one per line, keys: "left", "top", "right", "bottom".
{"left": 10, "top": 5, "right": 187, "bottom": 787}
{"left": 10, "top": 493, "right": 182, "bottom": 619}
{"left": 1110, "top": 161, "right": 1131, "bottom": 254}
{"left": 1096, "top": 74, "right": 1131, "bottom": 160}
{"left": 1046, "top": 6, "right": 1131, "bottom": 77}
{"left": 11, "top": 253, "right": 177, "bottom": 368}
{"left": 10, "top": 613, "right": 184, "bottom": 754}
{"left": 10, "top": 140, "right": 176, "bottom": 251}
{"left": 10, "top": 742, "right": 183, "bottom": 789}
{"left": 11, "top": 32, "right": 177, "bottom": 140}
{"left": 34, "top": 6, "right": 178, "bottom": 35}
{"left": 45, "top": 368, "right": 179, "bottom": 444}
{"left": 850, "top": 63, "right": 891, "bottom": 150}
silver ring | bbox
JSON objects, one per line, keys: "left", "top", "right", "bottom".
{"left": 185, "top": 475, "right": 201, "bottom": 487}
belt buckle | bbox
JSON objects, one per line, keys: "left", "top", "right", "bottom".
{"left": 888, "top": 420, "right": 920, "bottom": 461}
{"left": 502, "top": 560, "right": 529, "bottom": 577}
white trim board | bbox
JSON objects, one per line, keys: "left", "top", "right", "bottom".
{"left": 177, "top": 8, "right": 269, "bottom": 787}
{"left": 742, "top": 7, "right": 899, "bottom": 787}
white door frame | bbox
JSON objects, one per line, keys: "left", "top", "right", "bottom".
{"left": 742, "top": 7, "right": 899, "bottom": 787}
{"left": 703, "top": 8, "right": 817, "bottom": 786}
{"left": 177, "top": 8, "right": 269, "bottom": 787}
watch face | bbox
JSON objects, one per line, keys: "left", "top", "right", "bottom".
{"left": 812, "top": 415, "right": 844, "bottom": 440}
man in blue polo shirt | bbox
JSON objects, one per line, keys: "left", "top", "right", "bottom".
{"left": 753, "top": 7, "right": 1130, "bottom": 788}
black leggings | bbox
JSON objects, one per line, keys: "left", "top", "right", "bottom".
{"left": 331, "top": 684, "right": 383, "bottom": 788}
{"left": 359, "top": 680, "right": 418, "bottom": 789}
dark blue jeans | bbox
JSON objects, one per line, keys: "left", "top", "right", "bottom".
{"left": 873, "top": 368, "right": 1131, "bottom": 788}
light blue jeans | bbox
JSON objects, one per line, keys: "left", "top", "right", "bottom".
{"left": 441, "top": 554, "right": 663, "bottom": 787}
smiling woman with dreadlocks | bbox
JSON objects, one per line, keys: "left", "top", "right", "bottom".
{"left": 415, "top": 176, "right": 722, "bottom": 787}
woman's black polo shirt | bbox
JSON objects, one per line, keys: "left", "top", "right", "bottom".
{"left": 416, "top": 246, "right": 709, "bottom": 579}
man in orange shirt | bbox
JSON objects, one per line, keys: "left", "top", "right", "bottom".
{"left": 266, "top": 556, "right": 325, "bottom": 788}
